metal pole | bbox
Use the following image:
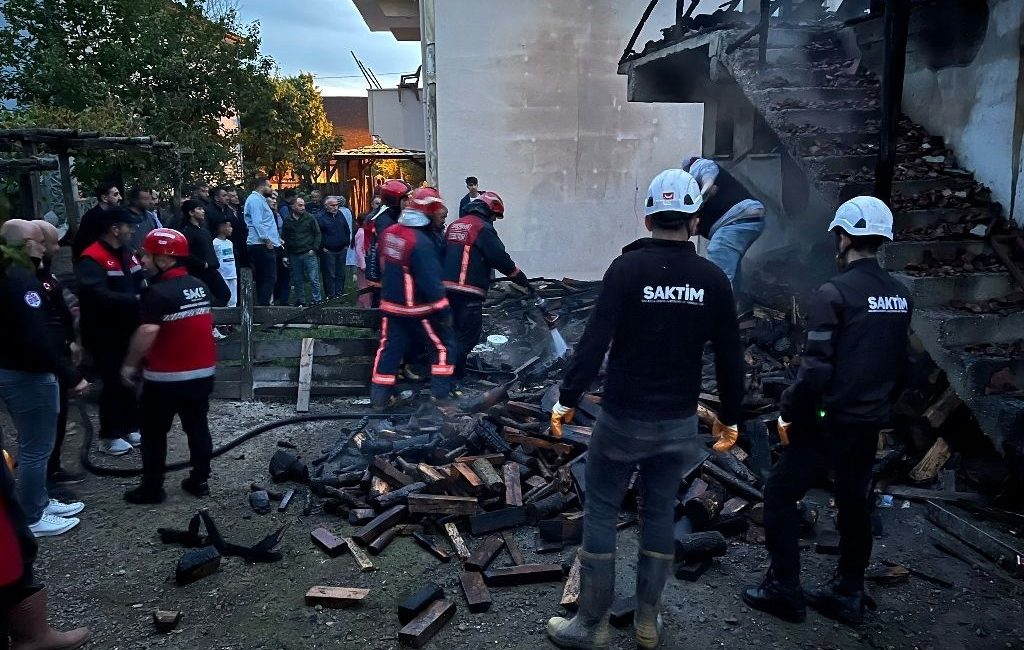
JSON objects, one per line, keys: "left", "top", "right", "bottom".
{"left": 874, "top": 0, "right": 911, "bottom": 205}
{"left": 758, "top": 0, "right": 771, "bottom": 67}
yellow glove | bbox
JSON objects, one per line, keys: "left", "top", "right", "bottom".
{"left": 550, "top": 402, "right": 576, "bottom": 438}
{"left": 712, "top": 420, "right": 739, "bottom": 453}
{"left": 776, "top": 417, "right": 792, "bottom": 447}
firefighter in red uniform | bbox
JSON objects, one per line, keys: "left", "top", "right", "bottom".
{"left": 371, "top": 188, "right": 458, "bottom": 409}
{"left": 121, "top": 229, "right": 217, "bottom": 504}
{"left": 443, "top": 191, "right": 532, "bottom": 380}
{"left": 363, "top": 179, "right": 412, "bottom": 307}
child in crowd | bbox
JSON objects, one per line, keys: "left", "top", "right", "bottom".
{"left": 213, "top": 221, "right": 237, "bottom": 339}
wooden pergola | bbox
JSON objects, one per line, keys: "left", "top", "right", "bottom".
{"left": 322, "top": 139, "right": 426, "bottom": 216}
{"left": 0, "top": 128, "right": 178, "bottom": 236}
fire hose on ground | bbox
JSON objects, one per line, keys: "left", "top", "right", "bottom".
{"left": 74, "top": 401, "right": 402, "bottom": 478}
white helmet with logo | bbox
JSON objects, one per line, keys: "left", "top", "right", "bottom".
{"left": 645, "top": 169, "right": 702, "bottom": 217}
{"left": 828, "top": 196, "right": 894, "bottom": 240}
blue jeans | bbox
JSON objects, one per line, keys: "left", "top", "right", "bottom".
{"left": 0, "top": 369, "right": 58, "bottom": 523}
{"left": 320, "top": 250, "right": 348, "bottom": 299}
{"left": 583, "top": 411, "right": 706, "bottom": 555}
{"left": 247, "top": 245, "right": 277, "bottom": 306}
{"left": 288, "top": 252, "right": 323, "bottom": 304}
{"left": 706, "top": 199, "right": 766, "bottom": 291}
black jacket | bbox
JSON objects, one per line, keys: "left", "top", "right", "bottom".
{"left": 317, "top": 210, "right": 352, "bottom": 252}
{"left": 559, "top": 238, "right": 745, "bottom": 423}
{"left": 700, "top": 167, "right": 754, "bottom": 238}
{"left": 781, "top": 258, "right": 912, "bottom": 426}
{"left": 181, "top": 221, "right": 230, "bottom": 307}
{"left": 37, "top": 263, "right": 81, "bottom": 387}
{"left": 442, "top": 206, "right": 528, "bottom": 298}
{"left": 0, "top": 264, "right": 68, "bottom": 379}
{"left": 77, "top": 239, "right": 145, "bottom": 353}
{"left": 72, "top": 204, "right": 108, "bottom": 259}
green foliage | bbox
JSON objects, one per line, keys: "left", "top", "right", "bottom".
{"left": 238, "top": 73, "right": 340, "bottom": 186}
{"left": 0, "top": 0, "right": 275, "bottom": 186}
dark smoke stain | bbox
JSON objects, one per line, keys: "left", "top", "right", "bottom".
{"left": 913, "top": 0, "right": 988, "bottom": 69}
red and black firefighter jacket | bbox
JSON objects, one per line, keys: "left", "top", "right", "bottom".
{"left": 77, "top": 239, "right": 145, "bottom": 354}
{"left": 139, "top": 266, "right": 216, "bottom": 383}
{"left": 377, "top": 223, "right": 451, "bottom": 319}
{"left": 442, "top": 206, "right": 528, "bottom": 298}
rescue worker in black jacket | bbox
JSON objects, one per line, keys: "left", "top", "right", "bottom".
{"left": 180, "top": 199, "right": 229, "bottom": 306}
{"left": 370, "top": 188, "right": 457, "bottom": 408}
{"left": 546, "top": 169, "right": 746, "bottom": 650}
{"left": 743, "top": 196, "right": 912, "bottom": 626}
{"left": 77, "top": 207, "right": 146, "bottom": 457}
{"left": 443, "top": 191, "right": 532, "bottom": 381}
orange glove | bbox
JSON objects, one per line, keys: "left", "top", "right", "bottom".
{"left": 712, "top": 420, "right": 739, "bottom": 452}
{"left": 776, "top": 417, "right": 792, "bottom": 447}
{"left": 550, "top": 402, "right": 575, "bottom": 438}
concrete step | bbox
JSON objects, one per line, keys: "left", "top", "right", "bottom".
{"left": 750, "top": 87, "right": 877, "bottom": 105}
{"left": 958, "top": 350, "right": 1024, "bottom": 395}
{"left": 815, "top": 175, "right": 974, "bottom": 205}
{"left": 893, "top": 207, "right": 995, "bottom": 232}
{"left": 772, "top": 108, "right": 878, "bottom": 130}
{"left": 914, "top": 306, "right": 1024, "bottom": 347}
{"left": 894, "top": 271, "right": 1016, "bottom": 308}
{"left": 802, "top": 152, "right": 925, "bottom": 173}
{"left": 762, "top": 47, "right": 845, "bottom": 66}
{"left": 793, "top": 131, "right": 946, "bottom": 155}
{"left": 748, "top": 66, "right": 878, "bottom": 90}
{"left": 879, "top": 240, "right": 988, "bottom": 271}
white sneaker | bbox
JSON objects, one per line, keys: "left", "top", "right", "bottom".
{"left": 29, "top": 513, "right": 80, "bottom": 537}
{"left": 44, "top": 498, "right": 85, "bottom": 517}
{"left": 127, "top": 431, "right": 142, "bottom": 446}
{"left": 212, "top": 327, "right": 226, "bottom": 340}
{"left": 101, "top": 438, "right": 133, "bottom": 456}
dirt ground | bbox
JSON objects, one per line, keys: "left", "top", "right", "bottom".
{"left": 11, "top": 398, "right": 1024, "bottom": 650}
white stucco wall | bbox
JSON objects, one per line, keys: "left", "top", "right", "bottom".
{"left": 433, "top": 0, "right": 703, "bottom": 280}
{"left": 899, "top": 0, "right": 1023, "bottom": 224}
{"left": 368, "top": 88, "right": 426, "bottom": 150}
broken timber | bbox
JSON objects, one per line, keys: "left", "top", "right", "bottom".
{"left": 398, "top": 584, "right": 443, "bottom": 623}
{"left": 470, "top": 507, "right": 527, "bottom": 536}
{"left": 413, "top": 532, "right": 452, "bottom": 562}
{"left": 560, "top": 554, "right": 582, "bottom": 609}
{"left": 465, "top": 535, "right": 505, "bottom": 572}
{"left": 398, "top": 599, "right": 456, "bottom": 648}
{"left": 927, "top": 501, "right": 1024, "bottom": 576}
{"left": 459, "top": 571, "right": 492, "bottom": 613}
{"left": 304, "top": 586, "right": 369, "bottom": 608}
{"left": 444, "top": 522, "right": 471, "bottom": 561}
{"left": 311, "top": 528, "right": 347, "bottom": 557}
{"left": 407, "top": 494, "right": 478, "bottom": 516}
{"left": 483, "top": 564, "right": 564, "bottom": 586}
{"left": 352, "top": 505, "right": 405, "bottom": 545}
{"left": 295, "top": 337, "right": 314, "bottom": 412}
{"left": 504, "top": 462, "right": 523, "bottom": 506}
{"left": 342, "top": 537, "right": 376, "bottom": 572}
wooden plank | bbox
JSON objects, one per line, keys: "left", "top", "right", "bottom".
{"left": 251, "top": 364, "right": 372, "bottom": 383}
{"left": 471, "top": 458, "right": 504, "bottom": 492}
{"left": 503, "top": 463, "right": 523, "bottom": 507}
{"left": 348, "top": 508, "right": 376, "bottom": 525}
{"left": 374, "top": 482, "right": 427, "bottom": 509}
{"left": 454, "top": 453, "right": 505, "bottom": 466}
{"left": 216, "top": 339, "right": 242, "bottom": 361}
{"left": 407, "top": 494, "right": 479, "bottom": 516}
{"left": 444, "top": 522, "right": 471, "bottom": 561}
{"left": 239, "top": 269, "right": 254, "bottom": 401}
{"left": 373, "top": 457, "right": 416, "bottom": 487}
{"left": 368, "top": 527, "right": 400, "bottom": 555}
{"left": 304, "top": 586, "right": 369, "bottom": 608}
{"left": 296, "top": 337, "right": 315, "bottom": 413}
{"left": 504, "top": 432, "right": 573, "bottom": 455}
{"left": 909, "top": 437, "right": 951, "bottom": 482}
{"left": 412, "top": 532, "right": 452, "bottom": 563}
{"left": 253, "top": 382, "right": 367, "bottom": 397}
{"left": 398, "top": 584, "right": 443, "bottom": 624}
{"left": 483, "top": 564, "right": 564, "bottom": 587}
{"left": 311, "top": 528, "right": 347, "bottom": 557}
{"left": 398, "top": 599, "right": 455, "bottom": 648}
{"left": 459, "top": 571, "right": 492, "bottom": 613}
{"left": 926, "top": 501, "right": 1023, "bottom": 576}
{"left": 560, "top": 554, "right": 582, "bottom": 609}
{"left": 251, "top": 337, "right": 379, "bottom": 360}
{"left": 501, "top": 531, "right": 525, "bottom": 565}
{"left": 465, "top": 536, "right": 505, "bottom": 572}
{"left": 453, "top": 463, "right": 483, "bottom": 491}
{"left": 342, "top": 537, "right": 376, "bottom": 572}
{"left": 352, "top": 505, "right": 406, "bottom": 546}
{"left": 254, "top": 306, "right": 380, "bottom": 328}
{"left": 882, "top": 485, "right": 985, "bottom": 503}
{"left": 417, "top": 463, "right": 448, "bottom": 487}
{"left": 469, "top": 507, "right": 527, "bottom": 536}
{"left": 211, "top": 380, "right": 241, "bottom": 400}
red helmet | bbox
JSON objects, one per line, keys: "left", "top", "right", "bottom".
{"left": 379, "top": 179, "right": 413, "bottom": 207}
{"left": 407, "top": 187, "right": 446, "bottom": 218}
{"left": 478, "top": 191, "right": 505, "bottom": 218}
{"left": 143, "top": 228, "right": 189, "bottom": 257}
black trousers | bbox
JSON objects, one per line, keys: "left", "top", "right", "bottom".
{"left": 90, "top": 345, "right": 138, "bottom": 441}
{"left": 763, "top": 422, "right": 879, "bottom": 586}
{"left": 47, "top": 373, "right": 70, "bottom": 475}
{"left": 139, "top": 377, "right": 214, "bottom": 489}
{"left": 247, "top": 245, "right": 277, "bottom": 306}
{"left": 449, "top": 292, "right": 483, "bottom": 380}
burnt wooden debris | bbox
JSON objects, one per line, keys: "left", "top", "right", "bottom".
{"left": 310, "top": 527, "right": 347, "bottom": 557}
{"left": 483, "top": 564, "right": 564, "bottom": 587}
{"left": 398, "top": 584, "right": 444, "bottom": 624}
{"left": 304, "top": 586, "right": 369, "bottom": 608}
{"left": 459, "top": 571, "right": 493, "bottom": 613}
{"left": 398, "top": 599, "right": 456, "bottom": 648}
{"left": 465, "top": 535, "right": 506, "bottom": 572}
{"left": 152, "top": 610, "right": 181, "bottom": 633}
{"left": 175, "top": 546, "right": 221, "bottom": 585}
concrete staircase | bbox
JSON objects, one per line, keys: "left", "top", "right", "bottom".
{"left": 717, "top": 25, "right": 1024, "bottom": 455}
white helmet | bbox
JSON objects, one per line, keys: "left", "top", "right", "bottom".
{"left": 828, "top": 196, "right": 894, "bottom": 240}
{"left": 645, "top": 169, "right": 703, "bottom": 217}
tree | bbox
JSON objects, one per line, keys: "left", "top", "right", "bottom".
{"left": 0, "top": 0, "right": 274, "bottom": 188}
{"left": 238, "top": 73, "right": 340, "bottom": 186}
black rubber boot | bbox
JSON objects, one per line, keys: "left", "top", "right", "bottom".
{"left": 635, "top": 549, "right": 674, "bottom": 648}
{"left": 805, "top": 574, "right": 869, "bottom": 625}
{"left": 742, "top": 570, "right": 806, "bottom": 623}
{"left": 181, "top": 476, "right": 210, "bottom": 497}
{"left": 547, "top": 550, "right": 614, "bottom": 648}
{"left": 124, "top": 485, "right": 167, "bottom": 505}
